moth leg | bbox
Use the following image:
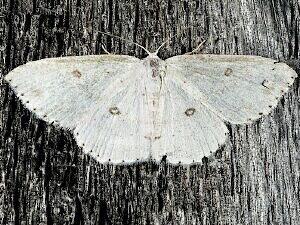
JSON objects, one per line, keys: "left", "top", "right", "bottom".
{"left": 184, "top": 40, "right": 206, "bottom": 55}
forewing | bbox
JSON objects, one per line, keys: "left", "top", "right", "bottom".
{"left": 166, "top": 54, "right": 297, "bottom": 124}
{"left": 5, "top": 55, "right": 139, "bottom": 128}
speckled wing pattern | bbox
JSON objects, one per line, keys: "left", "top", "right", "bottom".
{"left": 5, "top": 54, "right": 297, "bottom": 164}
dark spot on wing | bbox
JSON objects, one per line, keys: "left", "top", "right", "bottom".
{"left": 33, "top": 89, "right": 42, "bottom": 97}
{"left": 262, "top": 80, "right": 276, "bottom": 91}
{"left": 109, "top": 106, "right": 121, "bottom": 115}
{"left": 185, "top": 108, "right": 196, "bottom": 116}
{"left": 262, "top": 79, "right": 269, "bottom": 88}
{"left": 224, "top": 68, "right": 233, "bottom": 76}
{"left": 72, "top": 69, "right": 82, "bottom": 78}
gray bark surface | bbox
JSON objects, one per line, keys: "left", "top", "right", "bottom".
{"left": 0, "top": 0, "right": 299, "bottom": 224}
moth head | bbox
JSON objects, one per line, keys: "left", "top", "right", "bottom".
{"left": 146, "top": 53, "right": 160, "bottom": 59}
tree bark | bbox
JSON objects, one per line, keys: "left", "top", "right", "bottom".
{"left": 0, "top": 0, "right": 300, "bottom": 224}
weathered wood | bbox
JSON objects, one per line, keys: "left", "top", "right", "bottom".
{"left": 0, "top": 0, "right": 299, "bottom": 224}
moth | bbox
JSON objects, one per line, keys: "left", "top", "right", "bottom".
{"left": 4, "top": 37, "right": 297, "bottom": 164}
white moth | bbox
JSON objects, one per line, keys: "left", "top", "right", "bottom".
{"left": 4, "top": 40, "right": 297, "bottom": 164}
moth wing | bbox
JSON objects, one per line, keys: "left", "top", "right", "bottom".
{"left": 165, "top": 54, "right": 297, "bottom": 124}
{"left": 5, "top": 55, "right": 151, "bottom": 163}
{"left": 152, "top": 54, "right": 297, "bottom": 163}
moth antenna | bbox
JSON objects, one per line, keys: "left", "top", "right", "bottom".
{"left": 154, "top": 33, "right": 179, "bottom": 55}
{"left": 99, "top": 31, "right": 151, "bottom": 55}
{"left": 184, "top": 40, "right": 207, "bottom": 55}
{"left": 101, "top": 44, "right": 111, "bottom": 54}
{"left": 155, "top": 26, "right": 206, "bottom": 55}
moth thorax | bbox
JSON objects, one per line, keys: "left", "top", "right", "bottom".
{"left": 147, "top": 58, "right": 165, "bottom": 79}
